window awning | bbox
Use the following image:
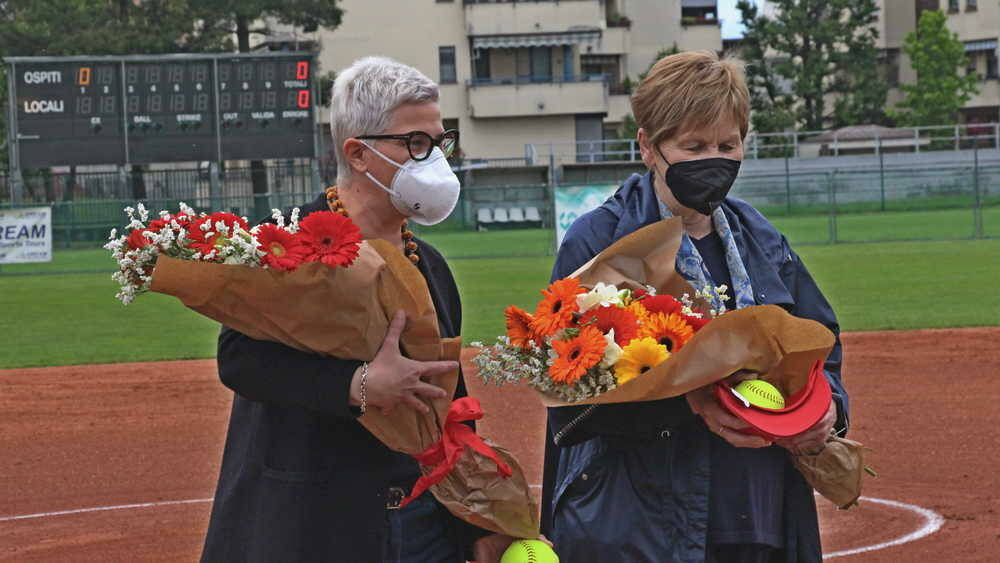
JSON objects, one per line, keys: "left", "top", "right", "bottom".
{"left": 965, "top": 39, "right": 998, "bottom": 52}
{"left": 472, "top": 30, "right": 601, "bottom": 50}
{"left": 682, "top": 0, "right": 718, "bottom": 8}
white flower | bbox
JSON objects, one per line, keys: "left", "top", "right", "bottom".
{"left": 600, "top": 328, "right": 623, "bottom": 368}
{"left": 576, "top": 282, "right": 622, "bottom": 313}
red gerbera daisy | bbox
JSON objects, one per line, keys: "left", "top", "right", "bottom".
{"left": 641, "top": 294, "right": 684, "bottom": 316}
{"left": 148, "top": 212, "right": 193, "bottom": 232}
{"left": 578, "top": 305, "right": 639, "bottom": 347}
{"left": 186, "top": 212, "right": 248, "bottom": 256}
{"left": 256, "top": 223, "right": 305, "bottom": 271}
{"left": 296, "top": 211, "right": 363, "bottom": 268}
{"left": 684, "top": 312, "right": 711, "bottom": 331}
{"left": 126, "top": 229, "right": 152, "bottom": 250}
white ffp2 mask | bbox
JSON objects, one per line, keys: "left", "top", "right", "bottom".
{"left": 363, "top": 144, "right": 461, "bottom": 226}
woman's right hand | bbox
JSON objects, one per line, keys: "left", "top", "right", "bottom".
{"left": 349, "top": 310, "right": 454, "bottom": 414}
{"left": 685, "top": 380, "right": 772, "bottom": 448}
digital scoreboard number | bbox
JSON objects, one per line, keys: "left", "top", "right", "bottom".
{"left": 8, "top": 53, "right": 316, "bottom": 168}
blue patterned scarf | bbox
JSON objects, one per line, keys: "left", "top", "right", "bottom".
{"left": 657, "top": 199, "right": 756, "bottom": 312}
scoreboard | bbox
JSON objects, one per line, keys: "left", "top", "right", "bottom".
{"left": 5, "top": 53, "right": 318, "bottom": 168}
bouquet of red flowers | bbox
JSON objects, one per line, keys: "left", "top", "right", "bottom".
{"left": 105, "top": 202, "right": 540, "bottom": 538}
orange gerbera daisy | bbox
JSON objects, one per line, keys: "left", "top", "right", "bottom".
{"left": 625, "top": 301, "right": 651, "bottom": 324}
{"left": 549, "top": 326, "right": 606, "bottom": 385}
{"left": 531, "top": 278, "right": 585, "bottom": 338}
{"left": 504, "top": 306, "right": 536, "bottom": 349}
{"left": 639, "top": 312, "right": 696, "bottom": 352}
{"left": 578, "top": 305, "right": 639, "bottom": 347}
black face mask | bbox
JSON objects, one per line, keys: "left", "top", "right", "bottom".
{"left": 656, "top": 147, "right": 741, "bottom": 216}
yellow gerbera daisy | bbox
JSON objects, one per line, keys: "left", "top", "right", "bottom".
{"left": 614, "top": 337, "right": 670, "bottom": 385}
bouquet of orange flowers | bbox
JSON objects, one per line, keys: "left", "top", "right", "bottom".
{"left": 475, "top": 280, "right": 725, "bottom": 403}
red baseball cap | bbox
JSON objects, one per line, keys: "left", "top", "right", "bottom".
{"left": 714, "top": 360, "right": 832, "bottom": 440}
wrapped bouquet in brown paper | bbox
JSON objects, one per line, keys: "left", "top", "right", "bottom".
{"left": 473, "top": 217, "right": 867, "bottom": 508}
{"left": 104, "top": 203, "right": 539, "bottom": 539}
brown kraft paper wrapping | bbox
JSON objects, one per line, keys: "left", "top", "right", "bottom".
{"left": 150, "top": 238, "right": 539, "bottom": 538}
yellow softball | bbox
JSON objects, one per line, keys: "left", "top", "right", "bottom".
{"left": 500, "top": 539, "right": 560, "bottom": 563}
{"left": 734, "top": 379, "right": 786, "bottom": 409}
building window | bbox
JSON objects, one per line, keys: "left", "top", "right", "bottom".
{"left": 439, "top": 46, "right": 457, "bottom": 84}
{"left": 879, "top": 49, "right": 901, "bottom": 87}
{"left": 948, "top": 0, "right": 959, "bottom": 12}
{"left": 530, "top": 47, "right": 553, "bottom": 82}
{"left": 987, "top": 49, "right": 998, "bottom": 79}
{"left": 966, "top": 53, "right": 979, "bottom": 79}
{"left": 966, "top": 0, "right": 978, "bottom": 11}
{"left": 473, "top": 49, "right": 490, "bottom": 81}
{"left": 681, "top": 1, "right": 718, "bottom": 25}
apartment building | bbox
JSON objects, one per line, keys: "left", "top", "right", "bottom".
{"left": 880, "top": 0, "right": 999, "bottom": 124}
{"left": 264, "top": 0, "right": 722, "bottom": 160}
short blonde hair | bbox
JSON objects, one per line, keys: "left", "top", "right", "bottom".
{"left": 631, "top": 50, "right": 750, "bottom": 146}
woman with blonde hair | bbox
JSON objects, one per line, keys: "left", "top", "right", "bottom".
{"left": 539, "top": 51, "right": 848, "bottom": 562}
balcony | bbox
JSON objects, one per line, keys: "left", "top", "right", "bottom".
{"left": 464, "top": 0, "right": 604, "bottom": 36}
{"left": 965, "top": 78, "right": 1000, "bottom": 109}
{"left": 467, "top": 75, "right": 608, "bottom": 118}
{"left": 599, "top": 26, "right": 629, "bottom": 54}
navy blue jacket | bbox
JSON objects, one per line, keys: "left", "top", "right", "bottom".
{"left": 540, "top": 172, "right": 848, "bottom": 562}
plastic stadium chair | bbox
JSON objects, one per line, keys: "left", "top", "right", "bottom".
{"left": 493, "top": 208, "right": 510, "bottom": 223}
{"left": 508, "top": 207, "right": 525, "bottom": 222}
{"left": 524, "top": 207, "right": 542, "bottom": 222}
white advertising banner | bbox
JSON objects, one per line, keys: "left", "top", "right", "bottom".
{"left": 553, "top": 184, "right": 618, "bottom": 248}
{"left": 0, "top": 207, "right": 53, "bottom": 264}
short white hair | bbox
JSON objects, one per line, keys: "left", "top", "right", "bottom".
{"left": 330, "top": 56, "right": 439, "bottom": 184}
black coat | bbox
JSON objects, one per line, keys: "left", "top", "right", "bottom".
{"left": 540, "top": 173, "right": 849, "bottom": 562}
{"left": 201, "top": 195, "right": 485, "bottom": 562}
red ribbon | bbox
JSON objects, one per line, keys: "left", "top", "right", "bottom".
{"left": 399, "top": 397, "right": 513, "bottom": 508}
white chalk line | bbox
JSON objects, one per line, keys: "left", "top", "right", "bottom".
{"left": 823, "top": 496, "right": 945, "bottom": 559}
{"left": 0, "top": 498, "right": 213, "bottom": 522}
{"left": 1, "top": 493, "right": 943, "bottom": 559}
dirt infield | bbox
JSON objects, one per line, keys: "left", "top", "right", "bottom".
{"left": 2, "top": 327, "right": 999, "bottom": 561}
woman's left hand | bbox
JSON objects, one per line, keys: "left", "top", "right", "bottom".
{"left": 776, "top": 401, "right": 836, "bottom": 455}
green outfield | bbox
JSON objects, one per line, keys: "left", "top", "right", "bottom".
{"left": 1, "top": 219, "right": 997, "bottom": 369}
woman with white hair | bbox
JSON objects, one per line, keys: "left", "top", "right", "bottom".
{"left": 201, "top": 57, "right": 511, "bottom": 563}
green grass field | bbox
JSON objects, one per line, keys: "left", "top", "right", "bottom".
{"left": 1, "top": 216, "right": 998, "bottom": 369}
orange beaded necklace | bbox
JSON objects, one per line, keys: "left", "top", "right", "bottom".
{"left": 324, "top": 186, "right": 419, "bottom": 264}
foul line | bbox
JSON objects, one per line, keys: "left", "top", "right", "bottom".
{"left": 1, "top": 493, "right": 942, "bottom": 559}
{"left": 823, "top": 496, "right": 944, "bottom": 559}
{"left": 0, "top": 498, "right": 213, "bottom": 522}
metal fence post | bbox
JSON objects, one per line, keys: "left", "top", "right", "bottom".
{"left": 784, "top": 156, "right": 792, "bottom": 215}
{"left": 548, "top": 151, "right": 558, "bottom": 256}
{"left": 954, "top": 125, "right": 960, "bottom": 151}
{"left": 209, "top": 162, "right": 222, "bottom": 211}
{"left": 879, "top": 136, "right": 886, "bottom": 212}
{"left": 973, "top": 146, "right": 983, "bottom": 238}
{"left": 827, "top": 171, "right": 838, "bottom": 244}
{"left": 995, "top": 123, "right": 1000, "bottom": 151}
{"left": 914, "top": 127, "right": 920, "bottom": 154}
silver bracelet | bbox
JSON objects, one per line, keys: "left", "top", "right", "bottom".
{"left": 359, "top": 362, "right": 369, "bottom": 415}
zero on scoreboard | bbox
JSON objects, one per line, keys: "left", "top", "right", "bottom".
{"left": 4, "top": 52, "right": 319, "bottom": 168}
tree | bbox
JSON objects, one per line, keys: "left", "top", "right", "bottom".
{"left": 736, "top": 0, "right": 888, "bottom": 132}
{"left": 889, "top": 9, "right": 978, "bottom": 127}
